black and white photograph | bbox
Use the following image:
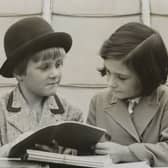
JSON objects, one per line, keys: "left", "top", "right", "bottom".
{"left": 0, "top": 0, "right": 167, "bottom": 168}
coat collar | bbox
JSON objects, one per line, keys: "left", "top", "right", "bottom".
{"left": 7, "top": 85, "right": 64, "bottom": 114}
{"left": 6, "top": 85, "right": 65, "bottom": 134}
{"left": 104, "top": 89, "right": 159, "bottom": 142}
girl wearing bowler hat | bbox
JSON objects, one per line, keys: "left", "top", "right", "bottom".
{"left": 0, "top": 17, "right": 83, "bottom": 156}
{"left": 87, "top": 22, "right": 168, "bottom": 166}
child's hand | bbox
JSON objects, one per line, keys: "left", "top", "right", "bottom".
{"left": 0, "top": 143, "right": 13, "bottom": 157}
{"left": 94, "top": 141, "right": 133, "bottom": 163}
{"left": 0, "top": 131, "right": 35, "bottom": 157}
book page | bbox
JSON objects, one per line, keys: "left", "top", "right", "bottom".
{"left": 26, "top": 149, "right": 113, "bottom": 168}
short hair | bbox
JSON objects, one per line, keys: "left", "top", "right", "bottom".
{"left": 13, "top": 47, "right": 65, "bottom": 76}
{"left": 99, "top": 22, "right": 168, "bottom": 96}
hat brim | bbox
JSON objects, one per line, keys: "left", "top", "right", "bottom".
{"left": 0, "top": 32, "right": 72, "bottom": 78}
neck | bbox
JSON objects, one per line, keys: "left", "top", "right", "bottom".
{"left": 18, "top": 84, "right": 45, "bottom": 108}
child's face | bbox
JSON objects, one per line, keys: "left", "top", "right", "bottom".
{"left": 19, "top": 56, "right": 63, "bottom": 97}
{"left": 104, "top": 59, "right": 142, "bottom": 99}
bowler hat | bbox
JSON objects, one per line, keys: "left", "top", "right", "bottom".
{"left": 0, "top": 17, "right": 72, "bottom": 78}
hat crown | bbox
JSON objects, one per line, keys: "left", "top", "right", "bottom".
{"left": 4, "top": 17, "right": 54, "bottom": 58}
{"left": 1, "top": 16, "right": 72, "bottom": 78}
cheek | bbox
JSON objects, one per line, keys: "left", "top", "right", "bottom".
{"left": 57, "top": 71, "right": 63, "bottom": 83}
{"left": 120, "top": 80, "right": 135, "bottom": 90}
{"left": 58, "top": 70, "right": 63, "bottom": 78}
{"left": 58, "top": 71, "right": 62, "bottom": 78}
{"left": 26, "top": 74, "right": 44, "bottom": 87}
{"left": 127, "top": 80, "right": 142, "bottom": 94}
{"left": 30, "top": 71, "right": 46, "bottom": 80}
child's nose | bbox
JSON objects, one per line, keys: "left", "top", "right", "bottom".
{"left": 107, "top": 76, "right": 118, "bottom": 88}
{"left": 49, "top": 68, "right": 61, "bottom": 78}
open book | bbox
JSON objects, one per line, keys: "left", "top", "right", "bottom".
{"left": 8, "top": 121, "right": 107, "bottom": 158}
{"left": 24, "top": 149, "right": 112, "bottom": 168}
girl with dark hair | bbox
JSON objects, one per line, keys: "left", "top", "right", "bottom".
{"left": 87, "top": 22, "right": 168, "bottom": 167}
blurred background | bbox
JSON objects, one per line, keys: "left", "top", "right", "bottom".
{"left": 0, "top": 0, "right": 167, "bottom": 120}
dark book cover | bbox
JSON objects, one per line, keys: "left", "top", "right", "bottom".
{"left": 8, "top": 121, "right": 107, "bottom": 157}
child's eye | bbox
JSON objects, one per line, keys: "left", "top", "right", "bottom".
{"left": 105, "top": 69, "right": 111, "bottom": 76}
{"left": 55, "top": 61, "right": 63, "bottom": 68}
{"left": 39, "top": 64, "right": 50, "bottom": 70}
{"left": 118, "top": 75, "right": 128, "bottom": 81}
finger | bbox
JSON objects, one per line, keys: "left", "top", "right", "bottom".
{"left": 63, "top": 148, "right": 73, "bottom": 154}
{"left": 95, "top": 142, "right": 109, "bottom": 149}
{"left": 58, "top": 146, "right": 64, "bottom": 154}
{"left": 94, "top": 149, "right": 108, "bottom": 155}
{"left": 35, "top": 144, "right": 50, "bottom": 151}
{"left": 71, "top": 149, "right": 78, "bottom": 155}
{"left": 109, "top": 155, "right": 119, "bottom": 163}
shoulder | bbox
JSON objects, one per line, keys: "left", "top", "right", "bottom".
{"left": 55, "top": 93, "right": 84, "bottom": 122}
{"left": 92, "top": 88, "right": 113, "bottom": 99}
{"left": 92, "top": 88, "right": 110, "bottom": 99}
{"left": 150, "top": 85, "right": 168, "bottom": 111}
{"left": 156, "top": 85, "right": 168, "bottom": 103}
{"left": 90, "top": 88, "right": 112, "bottom": 105}
{"left": 55, "top": 93, "right": 74, "bottom": 108}
{"left": 0, "top": 90, "right": 12, "bottom": 110}
{"left": 0, "top": 91, "right": 12, "bottom": 126}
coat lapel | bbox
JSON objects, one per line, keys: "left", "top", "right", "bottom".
{"left": 103, "top": 90, "right": 159, "bottom": 142}
{"left": 7, "top": 86, "right": 65, "bottom": 133}
{"left": 39, "top": 95, "right": 63, "bottom": 127}
{"left": 133, "top": 94, "right": 159, "bottom": 136}
{"left": 7, "top": 87, "right": 35, "bottom": 133}
{"left": 104, "top": 98, "right": 141, "bottom": 142}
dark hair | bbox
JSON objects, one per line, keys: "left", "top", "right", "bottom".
{"left": 13, "top": 47, "right": 65, "bottom": 76}
{"left": 99, "top": 22, "right": 168, "bottom": 96}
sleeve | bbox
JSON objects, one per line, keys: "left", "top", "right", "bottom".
{"left": 128, "top": 109, "right": 168, "bottom": 167}
{"left": 86, "top": 95, "right": 97, "bottom": 126}
{"left": 0, "top": 98, "right": 12, "bottom": 157}
{"left": 0, "top": 101, "right": 8, "bottom": 146}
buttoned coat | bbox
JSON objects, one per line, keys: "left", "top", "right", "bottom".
{"left": 87, "top": 85, "right": 168, "bottom": 167}
{"left": 0, "top": 85, "right": 83, "bottom": 146}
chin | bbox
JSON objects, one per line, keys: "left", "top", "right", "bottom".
{"left": 47, "top": 92, "right": 57, "bottom": 96}
{"left": 42, "top": 91, "right": 56, "bottom": 96}
{"left": 48, "top": 88, "right": 57, "bottom": 94}
{"left": 115, "top": 94, "right": 128, "bottom": 100}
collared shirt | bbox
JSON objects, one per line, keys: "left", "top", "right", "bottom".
{"left": 127, "top": 97, "right": 141, "bottom": 114}
{"left": 107, "top": 90, "right": 141, "bottom": 114}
